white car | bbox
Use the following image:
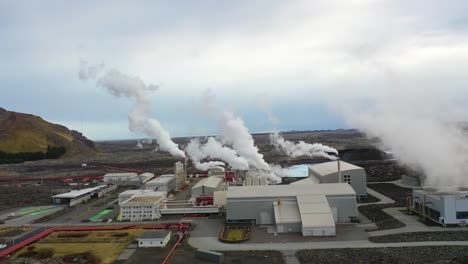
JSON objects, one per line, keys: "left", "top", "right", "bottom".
{"left": 0, "top": 244, "right": 7, "bottom": 249}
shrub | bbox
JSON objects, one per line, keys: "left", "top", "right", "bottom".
{"left": 112, "top": 232, "right": 129, "bottom": 237}
{"left": 36, "top": 248, "right": 54, "bottom": 259}
{"left": 57, "top": 232, "right": 89, "bottom": 238}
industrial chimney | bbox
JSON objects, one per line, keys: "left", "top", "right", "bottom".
{"left": 337, "top": 158, "right": 342, "bottom": 183}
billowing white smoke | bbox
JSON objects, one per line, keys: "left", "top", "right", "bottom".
{"left": 185, "top": 137, "right": 249, "bottom": 171}
{"left": 135, "top": 140, "right": 143, "bottom": 149}
{"left": 270, "top": 133, "right": 338, "bottom": 160}
{"left": 337, "top": 92, "right": 468, "bottom": 190}
{"left": 219, "top": 111, "right": 282, "bottom": 183}
{"left": 79, "top": 63, "right": 185, "bottom": 158}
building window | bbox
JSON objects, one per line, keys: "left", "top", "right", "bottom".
{"left": 456, "top": 211, "right": 468, "bottom": 219}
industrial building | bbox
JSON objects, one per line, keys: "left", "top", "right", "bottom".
{"left": 137, "top": 231, "right": 171, "bottom": 248}
{"left": 145, "top": 174, "right": 175, "bottom": 192}
{"left": 103, "top": 172, "right": 154, "bottom": 186}
{"left": 191, "top": 176, "right": 225, "bottom": 198}
{"left": 52, "top": 185, "right": 117, "bottom": 207}
{"left": 225, "top": 183, "right": 358, "bottom": 236}
{"left": 244, "top": 175, "right": 268, "bottom": 186}
{"left": 174, "top": 161, "right": 187, "bottom": 191}
{"left": 305, "top": 161, "right": 367, "bottom": 198}
{"left": 118, "top": 190, "right": 167, "bottom": 204}
{"left": 411, "top": 189, "right": 468, "bottom": 225}
{"left": 120, "top": 194, "right": 165, "bottom": 221}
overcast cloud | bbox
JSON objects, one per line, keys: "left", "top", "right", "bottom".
{"left": 1, "top": 0, "right": 467, "bottom": 140}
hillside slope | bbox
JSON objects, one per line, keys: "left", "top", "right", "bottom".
{"left": 0, "top": 107, "right": 96, "bottom": 157}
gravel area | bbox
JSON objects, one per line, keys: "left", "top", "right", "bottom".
{"left": 369, "top": 231, "right": 468, "bottom": 243}
{"left": 368, "top": 183, "right": 412, "bottom": 207}
{"left": 296, "top": 246, "right": 468, "bottom": 264}
{"left": 357, "top": 193, "right": 380, "bottom": 204}
{"left": 359, "top": 204, "right": 405, "bottom": 231}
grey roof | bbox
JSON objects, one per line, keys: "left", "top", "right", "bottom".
{"left": 227, "top": 183, "right": 356, "bottom": 199}
{"left": 104, "top": 172, "right": 138, "bottom": 177}
{"left": 52, "top": 185, "right": 106, "bottom": 199}
{"left": 193, "top": 176, "right": 223, "bottom": 189}
{"left": 309, "top": 161, "right": 363, "bottom": 177}
{"left": 139, "top": 231, "right": 170, "bottom": 239}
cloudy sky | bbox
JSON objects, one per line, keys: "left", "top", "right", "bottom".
{"left": 1, "top": 0, "right": 468, "bottom": 140}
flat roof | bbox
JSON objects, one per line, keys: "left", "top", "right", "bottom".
{"left": 213, "top": 191, "right": 227, "bottom": 206}
{"left": 193, "top": 176, "right": 223, "bottom": 189}
{"left": 309, "top": 161, "right": 363, "bottom": 177}
{"left": 290, "top": 177, "right": 319, "bottom": 185}
{"left": 119, "top": 190, "right": 165, "bottom": 196}
{"left": 124, "top": 195, "right": 163, "bottom": 204}
{"left": 52, "top": 185, "right": 106, "bottom": 199}
{"left": 146, "top": 177, "right": 174, "bottom": 184}
{"left": 139, "top": 172, "right": 155, "bottom": 177}
{"left": 227, "top": 183, "right": 356, "bottom": 199}
{"left": 104, "top": 172, "right": 138, "bottom": 177}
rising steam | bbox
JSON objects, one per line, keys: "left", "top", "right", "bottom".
{"left": 220, "top": 111, "right": 282, "bottom": 183}
{"left": 270, "top": 132, "right": 338, "bottom": 160}
{"left": 185, "top": 137, "right": 249, "bottom": 171}
{"left": 79, "top": 61, "right": 185, "bottom": 158}
{"left": 336, "top": 89, "right": 468, "bottom": 189}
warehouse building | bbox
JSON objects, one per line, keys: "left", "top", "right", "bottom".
{"left": 191, "top": 176, "right": 225, "bottom": 198}
{"left": 120, "top": 194, "right": 165, "bottom": 221}
{"left": 52, "top": 185, "right": 117, "bottom": 207}
{"left": 103, "top": 172, "right": 154, "bottom": 186}
{"left": 118, "top": 190, "right": 167, "bottom": 204}
{"left": 144, "top": 174, "right": 175, "bottom": 192}
{"left": 137, "top": 231, "right": 171, "bottom": 248}
{"left": 411, "top": 189, "right": 468, "bottom": 225}
{"left": 225, "top": 183, "right": 357, "bottom": 236}
{"left": 306, "top": 161, "right": 367, "bottom": 198}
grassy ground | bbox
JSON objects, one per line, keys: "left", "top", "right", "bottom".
{"left": 296, "top": 246, "right": 468, "bottom": 264}
{"left": 369, "top": 231, "right": 468, "bottom": 243}
{"left": 0, "top": 227, "right": 29, "bottom": 237}
{"left": 14, "top": 230, "right": 143, "bottom": 264}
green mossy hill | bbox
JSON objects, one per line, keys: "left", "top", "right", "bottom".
{"left": 0, "top": 107, "right": 96, "bottom": 163}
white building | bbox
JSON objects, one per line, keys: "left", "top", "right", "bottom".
{"left": 244, "top": 175, "right": 268, "bottom": 186}
{"left": 118, "top": 190, "right": 167, "bottom": 204}
{"left": 144, "top": 175, "right": 175, "bottom": 192}
{"left": 103, "top": 172, "right": 154, "bottom": 186}
{"left": 307, "top": 161, "right": 367, "bottom": 198}
{"left": 225, "top": 183, "right": 358, "bottom": 236}
{"left": 412, "top": 189, "right": 468, "bottom": 225}
{"left": 175, "top": 161, "right": 187, "bottom": 191}
{"left": 52, "top": 185, "right": 117, "bottom": 207}
{"left": 120, "top": 195, "right": 165, "bottom": 221}
{"left": 137, "top": 231, "right": 171, "bottom": 248}
{"left": 191, "top": 176, "right": 225, "bottom": 198}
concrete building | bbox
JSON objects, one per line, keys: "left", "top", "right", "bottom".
{"left": 145, "top": 175, "right": 175, "bottom": 192}
{"left": 120, "top": 195, "right": 165, "bottom": 221}
{"left": 411, "top": 189, "right": 468, "bottom": 225}
{"left": 118, "top": 190, "right": 167, "bottom": 204}
{"left": 191, "top": 176, "right": 225, "bottom": 198}
{"left": 103, "top": 172, "right": 153, "bottom": 186}
{"left": 174, "top": 161, "right": 186, "bottom": 191}
{"left": 225, "top": 183, "right": 357, "bottom": 236}
{"left": 244, "top": 175, "right": 268, "bottom": 186}
{"left": 307, "top": 161, "right": 367, "bottom": 198}
{"left": 137, "top": 231, "right": 171, "bottom": 248}
{"left": 52, "top": 185, "right": 117, "bottom": 207}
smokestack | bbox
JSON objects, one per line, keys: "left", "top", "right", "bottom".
{"left": 337, "top": 158, "right": 342, "bottom": 183}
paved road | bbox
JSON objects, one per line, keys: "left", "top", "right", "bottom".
{"left": 188, "top": 236, "right": 468, "bottom": 251}
{"left": 0, "top": 226, "right": 47, "bottom": 255}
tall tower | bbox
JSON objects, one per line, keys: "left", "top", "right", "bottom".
{"left": 174, "top": 161, "right": 186, "bottom": 191}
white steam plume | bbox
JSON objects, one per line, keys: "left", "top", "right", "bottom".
{"left": 78, "top": 59, "right": 104, "bottom": 81}
{"left": 336, "top": 87, "right": 468, "bottom": 190}
{"left": 219, "top": 111, "right": 282, "bottom": 183}
{"left": 185, "top": 137, "right": 249, "bottom": 171}
{"left": 257, "top": 96, "right": 279, "bottom": 125}
{"left": 79, "top": 63, "right": 185, "bottom": 158}
{"left": 135, "top": 140, "right": 143, "bottom": 149}
{"left": 270, "top": 132, "right": 338, "bottom": 160}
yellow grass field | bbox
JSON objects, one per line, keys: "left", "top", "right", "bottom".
{"left": 15, "top": 230, "right": 145, "bottom": 264}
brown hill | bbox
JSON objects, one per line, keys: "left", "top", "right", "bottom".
{"left": 0, "top": 107, "right": 96, "bottom": 157}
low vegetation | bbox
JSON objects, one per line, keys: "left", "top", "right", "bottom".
{"left": 369, "top": 231, "right": 468, "bottom": 243}
{"left": 0, "top": 146, "right": 66, "bottom": 164}
{"left": 14, "top": 230, "right": 143, "bottom": 264}
{"left": 368, "top": 183, "right": 412, "bottom": 207}
{"left": 296, "top": 246, "right": 468, "bottom": 264}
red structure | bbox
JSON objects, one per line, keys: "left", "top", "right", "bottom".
{"left": 0, "top": 224, "right": 190, "bottom": 259}
{"left": 195, "top": 195, "right": 214, "bottom": 206}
